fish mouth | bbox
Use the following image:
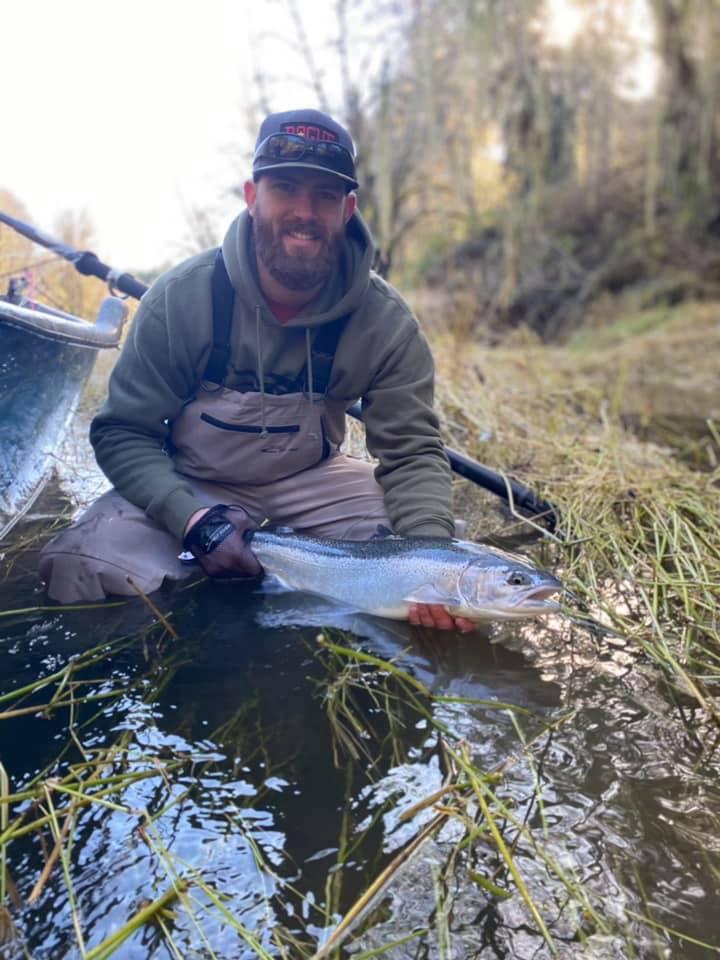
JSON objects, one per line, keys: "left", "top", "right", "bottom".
{"left": 528, "top": 587, "right": 560, "bottom": 602}
{"left": 513, "top": 585, "right": 562, "bottom": 612}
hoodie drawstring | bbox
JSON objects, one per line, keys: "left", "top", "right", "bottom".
{"left": 305, "top": 327, "right": 318, "bottom": 439}
{"left": 305, "top": 328, "right": 314, "bottom": 402}
{"left": 255, "top": 307, "right": 318, "bottom": 439}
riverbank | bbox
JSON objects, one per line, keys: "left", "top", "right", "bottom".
{"left": 2, "top": 293, "right": 718, "bottom": 958}
{"left": 427, "top": 295, "right": 719, "bottom": 722}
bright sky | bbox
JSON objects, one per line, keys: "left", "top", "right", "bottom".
{"left": 545, "top": 0, "right": 657, "bottom": 97}
{"left": 1, "top": 0, "right": 336, "bottom": 269}
{"left": 3, "top": 0, "right": 656, "bottom": 271}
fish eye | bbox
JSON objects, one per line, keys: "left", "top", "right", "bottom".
{"left": 506, "top": 571, "right": 532, "bottom": 586}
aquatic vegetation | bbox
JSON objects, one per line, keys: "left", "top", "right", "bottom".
{"left": 1, "top": 298, "right": 719, "bottom": 956}
{"left": 432, "top": 300, "right": 720, "bottom": 723}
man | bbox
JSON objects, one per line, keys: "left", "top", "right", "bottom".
{"left": 40, "top": 108, "right": 472, "bottom": 631}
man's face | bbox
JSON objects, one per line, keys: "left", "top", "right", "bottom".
{"left": 244, "top": 170, "right": 356, "bottom": 292}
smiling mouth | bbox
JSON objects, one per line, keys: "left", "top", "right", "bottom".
{"left": 281, "top": 232, "right": 322, "bottom": 257}
{"left": 283, "top": 225, "right": 323, "bottom": 244}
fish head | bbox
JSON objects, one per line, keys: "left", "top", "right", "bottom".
{"left": 452, "top": 554, "right": 562, "bottom": 621}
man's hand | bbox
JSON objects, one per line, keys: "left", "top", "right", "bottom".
{"left": 408, "top": 603, "right": 476, "bottom": 633}
{"left": 183, "top": 504, "right": 262, "bottom": 579}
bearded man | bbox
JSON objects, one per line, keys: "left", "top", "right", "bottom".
{"left": 40, "top": 108, "right": 471, "bottom": 631}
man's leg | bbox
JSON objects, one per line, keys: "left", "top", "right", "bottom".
{"left": 38, "top": 457, "right": 386, "bottom": 602}
{"left": 38, "top": 479, "right": 269, "bottom": 603}
{"left": 38, "top": 490, "right": 197, "bottom": 603}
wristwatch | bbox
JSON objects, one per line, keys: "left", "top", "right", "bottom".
{"left": 183, "top": 505, "right": 235, "bottom": 555}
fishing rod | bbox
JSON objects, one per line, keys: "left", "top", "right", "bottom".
{"left": 0, "top": 210, "right": 146, "bottom": 300}
{"left": 0, "top": 209, "right": 558, "bottom": 530}
{"left": 345, "top": 402, "right": 557, "bottom": 530}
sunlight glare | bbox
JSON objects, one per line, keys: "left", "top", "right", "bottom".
{"left": 544, "top": 0, "right": 585, "bottom": 46}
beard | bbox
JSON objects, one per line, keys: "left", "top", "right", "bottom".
{"left": 252, "top": 211, "right": 343, "bottom": 292}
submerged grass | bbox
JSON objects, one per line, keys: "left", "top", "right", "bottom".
{"left": 2, "top": 608, "right": 718, "bottom": 957}
{"left": 2, "top": 296, "right": 719, "bottom": 956}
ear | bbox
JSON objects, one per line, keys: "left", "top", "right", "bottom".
{"left": 244, "top": 179, "right": 257, "bottom": 216}
{"left": 343, "top": 192, "right": 357, "bottom": 223}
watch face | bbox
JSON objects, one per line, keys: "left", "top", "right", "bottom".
{"left": 200, "top": 519, "right": 235, "bottom": 554}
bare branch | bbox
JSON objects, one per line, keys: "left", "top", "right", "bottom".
{"left": 286, "top": 0, "right": 330, "bottom": 110}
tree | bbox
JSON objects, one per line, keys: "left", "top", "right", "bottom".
{"left": 648, "top": 0, "right": 720, "bottom": 228}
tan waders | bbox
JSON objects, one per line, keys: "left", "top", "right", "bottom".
{"left": 40, "top": 385, "right": 390, "bottom": 602}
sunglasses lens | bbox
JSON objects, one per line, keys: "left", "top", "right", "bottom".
{"left": 254, "top": 133, "right": 357, "bottom": 183}
{"left": 264, "top": 134, "right": 306, "bottom": 159}
{"left": 311, "top": 142, "right": 354, "bottom": 176}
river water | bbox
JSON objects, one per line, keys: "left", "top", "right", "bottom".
{"left": 1, "top": 423, "right": 719, "bottom": 957}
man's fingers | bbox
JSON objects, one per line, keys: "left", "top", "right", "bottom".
{"left": 408, "top": 603, "right": 460, "bottom": 631}
{"left": 409, "top": 603, "right": 436, "bottom": 628}
{"left": 427, "top": 603, "right": 455, "bottom": 630}
{"left": 407, "top": 604, "right": 478, "bottom": 632}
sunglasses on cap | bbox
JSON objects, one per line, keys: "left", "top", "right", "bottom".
{"left": 253, "top": 133, "right": 358, "bottom": 186}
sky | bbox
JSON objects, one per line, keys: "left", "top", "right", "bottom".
{"left": 2, "top": 0, "right": 656, "bottom": 272}
{"left": 1, "top": 0, "right": 337, "bottom": 269}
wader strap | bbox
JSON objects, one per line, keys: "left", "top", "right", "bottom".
{"left": 308, "top": 310, "right": 348, "bottom": 394}
{"left": 204, "top": 248, "right": 235, "bottom": 384}
{"left": 204, "top": 246, "right": 350, "bottom": 393}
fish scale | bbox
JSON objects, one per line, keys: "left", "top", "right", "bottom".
{"left": 250, "top": 530, "right": 562, "bottom": 622}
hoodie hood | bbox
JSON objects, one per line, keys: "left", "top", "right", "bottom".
{"left": 221, "top": 209, "right": 375, "bottom": 329}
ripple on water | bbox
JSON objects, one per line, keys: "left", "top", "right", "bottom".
{"left": 3, "top": 522, "right": 720, "bottom": 957}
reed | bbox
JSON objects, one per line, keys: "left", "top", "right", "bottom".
{"left": 431, "top": 300, "right": 720, "bottom": 720}
{"left": 2, "top": 296, "right": 718, "bottom": 956}
{"left": 314, "top": 637, "right": 720, "bottom": 957}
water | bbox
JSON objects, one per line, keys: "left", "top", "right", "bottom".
{"left": 0, "top": 536, "right": 553, "bottom": 956}
{"left": 1, "top": 408, "right": 720, "bottom": 957}
{"left": 2, "top": 507, "right": 720, "bottom": 959}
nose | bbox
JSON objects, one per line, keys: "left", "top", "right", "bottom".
{"left": 291, "top": 187, "right": 316, "bottom": 220}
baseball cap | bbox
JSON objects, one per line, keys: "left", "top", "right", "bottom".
{"left": 252, "top": 108, "right": 359, "bottom": 190}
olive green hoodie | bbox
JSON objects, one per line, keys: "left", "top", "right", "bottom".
{"left": 90, "top": 210, "right": 454, "bottom": 540}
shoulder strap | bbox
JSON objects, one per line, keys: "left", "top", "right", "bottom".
{"left": 204, "top": 248, "right": 234, "bottom": 383}
{"left": 206, "top": 246, "right": 351, "bottom": 391}
{"left": 309, "top": 313, "right": 350, "bottom": 394}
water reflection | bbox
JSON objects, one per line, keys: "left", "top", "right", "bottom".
{"left": 2, "top": 523, "right": 720, "bottom": 957}
{"left": 351, "top": 615, "right": 720, "bottom": 959}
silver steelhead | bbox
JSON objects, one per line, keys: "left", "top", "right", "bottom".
{"left": 250, "top": 531, "right": 562, "bottom": 622}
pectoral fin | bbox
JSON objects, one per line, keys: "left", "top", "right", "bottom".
{"left": 404, "top": 583, "right": 460, "bottom": 606}
{"left": 261, "top": 573, "right": 293, "bottom": 593}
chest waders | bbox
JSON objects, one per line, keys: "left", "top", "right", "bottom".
{"left": 170, "top": 250, "right": 351, "bottom": 485}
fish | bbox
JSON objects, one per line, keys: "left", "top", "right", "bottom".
{"left": 249, "top": 530, "right": 562, "bottom": 622}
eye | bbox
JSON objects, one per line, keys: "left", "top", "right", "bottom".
{"left": 506, "top": 571, "right": 531, "bottom": 586}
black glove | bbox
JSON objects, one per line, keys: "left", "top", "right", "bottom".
{"left": 183, "top": 504, "right": 262, "bottom": 579}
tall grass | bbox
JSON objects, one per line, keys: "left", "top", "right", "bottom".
{"left": 431, "top": 299, "right": 720, "bottom": 719}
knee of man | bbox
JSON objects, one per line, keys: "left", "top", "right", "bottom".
{"left": 38, "top": 516, "right": 189, "bottom": 604}
{"left": 38, "top": 542, "right": 161, "bottom": 603}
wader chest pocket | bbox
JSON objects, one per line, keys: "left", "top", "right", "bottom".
{"left": 170, "top": 388, "right": 330, "bottom": 484}
{"left": 200, "top": 413, "right": 300, "bottom": 434}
